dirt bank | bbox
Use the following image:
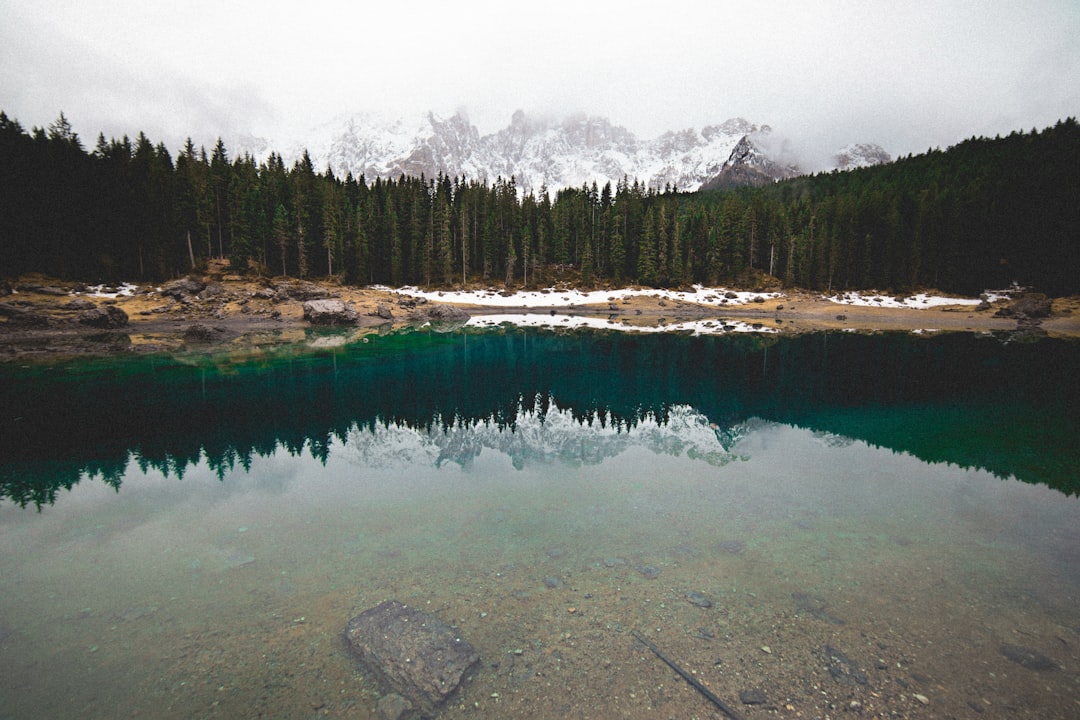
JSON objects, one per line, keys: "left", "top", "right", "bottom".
{"left": 2, "top": 273, "right": 1077, "bottom": 361}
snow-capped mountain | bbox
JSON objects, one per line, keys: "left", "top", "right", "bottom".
{"left": 237, "top": 111, "right": 886, "bottom": 193}
{"left": 832, "top": 142, "right": 891, "bottom": 170}
{"left": 700, "top": 127, "right": 803, "bottom": 190}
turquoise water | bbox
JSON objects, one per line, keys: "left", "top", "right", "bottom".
{"left": 1, "top": 329, "right": 1078, "bottom": 718}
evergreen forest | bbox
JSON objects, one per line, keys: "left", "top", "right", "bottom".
{"left": 1, "top": 111, "right": 1077, "bottom": 296}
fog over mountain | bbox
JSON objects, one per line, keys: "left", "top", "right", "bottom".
{"left": 233, "top": 110, "right": 890, "bottom": 194}
{"left": 2, "top": 1, "right": 1076, "bottom": 183}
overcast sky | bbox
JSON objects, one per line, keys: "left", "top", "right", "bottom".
{"left": 2, "top": 0, "right": 1078, "bottom": 167}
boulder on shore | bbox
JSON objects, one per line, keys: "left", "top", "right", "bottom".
{"left": 995, "top": 293, "right": 1052, "bottom": 319}
{"left": 345, "top": 600, "right": 480, "bottom": 718}
{"left": 408, "top": 303, "right": 470, "bottom": 331}
{"left": 274, "top": 279, "right": 333, "bottom": 301}
{"left": 302, "top": 299, "right": 358, "bottom": 326}
{"left": 160, "top": 277, "right": 207, "bottom": 300}
{"left": 78, "top": 305, "right": 129, "bottom": 329}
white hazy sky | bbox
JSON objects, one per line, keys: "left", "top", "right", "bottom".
{"left": 2, "top": 0, "right": 1078, "bottom": 166}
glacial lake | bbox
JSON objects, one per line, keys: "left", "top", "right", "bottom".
{"left": 1, "top": 328, "right": 1078, "bottom": 719}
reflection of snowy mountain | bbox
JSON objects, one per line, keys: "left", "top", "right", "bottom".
{"left": 339, "top": 403, "right": 761, "bottom": 470}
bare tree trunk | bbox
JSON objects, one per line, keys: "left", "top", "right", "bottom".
{"left": 187, "top": 230, "right": 196, "bottom": 270}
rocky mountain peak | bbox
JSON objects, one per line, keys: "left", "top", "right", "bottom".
{"left": 833, "top": 142, "right": 891, "bottom": 169}
{"left": 234, "top": 111, "right": 888, "bottom": 193}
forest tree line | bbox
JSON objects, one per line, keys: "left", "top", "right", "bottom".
{"left": 1, "top": 111, "right": 1077, "bottom": 295}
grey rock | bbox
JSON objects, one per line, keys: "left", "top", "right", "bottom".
{"left": 376, "top": 303, "right": 394, "bottom": 320}
{"left": 0, "top": 302, "right": 50, "bottom": 326}
{"left": 197, "top": 282, "right": 227, "bottom": 300}
{"left": 995, "top": 293, "right": 1052, "bottom": 319}
{"left": 64, "top": 298, "right": 96, "bottom": 310}
{"left": 685, "top": 590, "right": 713, "bottom": 608}
{"left": 160, "top": 277, "right": 207, "bottom": 299}
{"left": 183, "top": 323, "right": 217, "bottom": 343}
{"left": 412, "top": 303, "right": 470, "bottom": 327}
{"left": 821, "top": 644, "right": 868, "bottom": 686}
{"left": 274, "top": 280, "right": 332, "bottom": 301}
{"left": 376, "top": 693, "right": 414, "bottom": 720}
{"left": 303, "top": 299, "right": 358, "bottom": 326}
{"left": 78, "top": 305, "right": 129, "bottom": 329}
{"left": 717, "top": 540, "right": 745, "bottom": 554}
{"left": 739, "top": 688, "right": 766, "bottom": 705}
{"left": 793, "top": 592, "right": 845, "bottom": 625}
{"left": 635, "top": 565, "right": 661, "bottom": 579}
{"left": 1000, "top": 643, "right": 1058, "bottom": 671}
{"left": 345, "top": 600, "right": 480, "bottom": 717}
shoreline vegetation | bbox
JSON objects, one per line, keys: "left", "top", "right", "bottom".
{"left": 2, "top": 112, "right": 1077, "bottom": 358}
{"left": 2, "top": 266, "right": 1077, "bottom": 360}
{"left": 2, "top": 113, "right": 1078, "bottom": 299}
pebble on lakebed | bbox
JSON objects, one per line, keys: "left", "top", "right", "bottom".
{"left": 685, "top": 590, "right": 713, "bottom": 608}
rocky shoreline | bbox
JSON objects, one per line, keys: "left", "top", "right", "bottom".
{"left": 2, "top": 273, "right": 1077, "bottom": 361}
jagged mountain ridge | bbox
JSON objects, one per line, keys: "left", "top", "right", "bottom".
{"left": 337, "top": 403, "right": 759, "bottom": 471}
{"left": 833, "top": 142, "right": 892, "bottom": 170}
{"left": 241, "top": 111, "right": 888, "bottom": 193}
{"left": 700, "top": 130, "right": 803, "bottom": 190}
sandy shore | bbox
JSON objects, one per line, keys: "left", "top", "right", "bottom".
{"left": 2, "top": 273, "right": 1077, "bottom": 360}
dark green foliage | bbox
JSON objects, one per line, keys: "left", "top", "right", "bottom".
{"left": 1, "top": 112, "right": 1077, "bottom": 294}
{"left": 2, "top": 331, "right": 1078, "bottom": 505}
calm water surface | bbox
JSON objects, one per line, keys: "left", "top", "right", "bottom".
{"left": 1, "top": 329, "right": 1078, "bottom": 719}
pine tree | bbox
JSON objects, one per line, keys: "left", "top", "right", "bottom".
{"left": 273, "top": 203, "right": 290, "bottom": 276}
{"left": 637, "top": 207, "right": 657, "bottom": 285}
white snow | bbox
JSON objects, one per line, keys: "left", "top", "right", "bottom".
{"left": 82, "top": 283, "right": 139, "bottom": 298}
{"left": 388, "top": 284, "right": 780, "bottom": 308}
{"left": 465, "top": 314, "right": 774, "bottom": 336}
{"left": 823, "top": 291, "right": 985, "bottom": 309}
{"left": 382, "top": 284, "right": 781, "bottom": 334}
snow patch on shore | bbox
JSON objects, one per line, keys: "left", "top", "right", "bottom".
{"left": 824, "top": 292, "right": 986, "bottom": 309}
{"left": 386, "top": 284, "right": 780, "bottom": 307}
{"left": 82, "top": 283, "right": 139, "bottom": 298}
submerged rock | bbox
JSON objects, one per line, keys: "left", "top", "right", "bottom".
{"left": 345, "top": 600, "right": 480, "bottom": 717}
{"left": 376, "top": 693, "right": 414, "bottom": 720}
{"left": 685, "top": 590, "right": 713, "bottom": 608}
{"left": 635, "top": 564, "right": 661, "bottom": 579}
{"left": 1000, "top": 643, "right": 1059, "bottom": 671}
{"left": 739, "top": 688, "right": 767, "bottom": 705}
{"left": 821, "top": 644, "right": 869, "bottom": 686}
{"left": 793, "top": 592, "right": 846, "bottom": 625}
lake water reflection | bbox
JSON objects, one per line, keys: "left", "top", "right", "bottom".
{"left": 1, "top": 329, "right": 1078, "bottom": 719}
